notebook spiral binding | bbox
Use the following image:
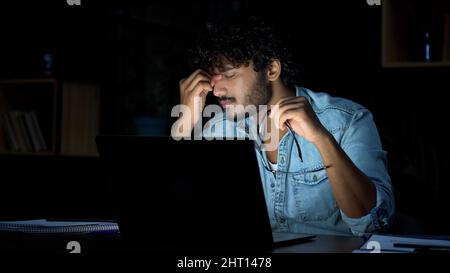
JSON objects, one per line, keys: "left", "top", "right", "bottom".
{"left": 0, "top": 223, "right": 119, "bottom": 234}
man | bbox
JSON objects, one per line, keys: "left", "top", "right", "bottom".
{"left": 172, "top": 17, "right": 394, "bottom": 236}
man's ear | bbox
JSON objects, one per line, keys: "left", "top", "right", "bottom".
{"left": 266, "top": 59, "right": 281, "bottom": 82}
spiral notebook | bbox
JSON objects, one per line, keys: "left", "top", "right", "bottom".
{"left": 0, "top": 219, "right": 119, "bottom": 235}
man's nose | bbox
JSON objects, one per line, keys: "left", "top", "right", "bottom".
{"left": 213, "top": 86, "right": 227, "bottom": 97}
{"left": 211, "top": 75, "right": 226, "bottom": 97}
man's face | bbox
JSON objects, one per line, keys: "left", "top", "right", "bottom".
{"left": 211, "top": 61, "right": 271, "bottom": 120}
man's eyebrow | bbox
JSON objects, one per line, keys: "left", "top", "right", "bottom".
{"left": 224, "top": 64, "right": 235, "bottom": 69}
{"left": 221, "top": 66, "right": 238, "bottom": 72}
{"left": 212, "top": 66, "right": 237, "bottom": 74}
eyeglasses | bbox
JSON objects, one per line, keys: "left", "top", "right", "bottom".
{"left": 286, "top": 121, "right": 303, "bottom": 162}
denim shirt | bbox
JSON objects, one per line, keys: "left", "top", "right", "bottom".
{"left": 201, "top": 86, "right": 395, "bottom": 236}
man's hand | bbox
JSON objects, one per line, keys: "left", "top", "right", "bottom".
{"left": 270, "top": 96, "right": 329, "bottom": 144}
{"left": 271, "top": 96, "right": 377, "bottom": 217}
{"left": 177, "top": 69, "right": 222, "bottom": 133}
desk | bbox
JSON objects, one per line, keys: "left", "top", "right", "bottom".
{"left": 0, "top": 233, "right": 364, "bottom": 253}
{"left": 273, "top": 235, "right": 365, "bottom": 253}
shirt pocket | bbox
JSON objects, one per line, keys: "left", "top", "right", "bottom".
{"left": 292, "top": 166, "right": 328, "bottom": 185}
{"left": 289, "top": 165, "right": 338, "bottom": 222}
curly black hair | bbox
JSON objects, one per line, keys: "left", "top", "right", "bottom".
{"left": 192, "top": 16, "right": 300, "bottom": 89}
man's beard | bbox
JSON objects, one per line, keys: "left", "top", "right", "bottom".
{"left": 221, "top": 72, "right": 272, "bottom": 121}
{"left": 246, "top": 72, "right": 272, "bottom": 107}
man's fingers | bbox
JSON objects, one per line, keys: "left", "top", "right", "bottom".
{"left": 279, "top": 104, "right": 299, "bottom": 130}
{"left": 273, "top": 96, "right": 292, "bottom": 106}
{"left": 269, "top": 97, "right": 303, "bottom": 116}
{"left": 270, "top": 102, "right": 302, "bottom": 118}
{"left": 186, "top": 74, "right": 212, "bottom": 93}
{"left": 270, "top": 102, "right": 304, "bottom": 130}
{"left": 279, "top": 103, "right": 302, "bottom": 116}
{"left": 191, "top": 81, "right": 213, "bottom": 96}
{"left": 181, "top": 69, "right": 200, "bottom": 89}
{"left": 182, "top": 69, "right": 210, "bottom": 89}
{"left": 279, "top": 110, "right": 299, "bottom": 130}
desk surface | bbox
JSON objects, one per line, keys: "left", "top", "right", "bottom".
{"left": 0, "top": 232, "right": 364, "bottom": 253}
{"left": 273, "top": 235, "right": 365, "bottom": 253}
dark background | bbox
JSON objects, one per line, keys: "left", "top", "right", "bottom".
{"left": 0, "top": 0, "right": 449, "bottom": 234}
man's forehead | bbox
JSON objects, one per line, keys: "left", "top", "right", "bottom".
{"left": 211, "top": 63, "right": 237, "bottom": 74}
{"left": 214, "top": 62, "right": 255, "bottom": 76}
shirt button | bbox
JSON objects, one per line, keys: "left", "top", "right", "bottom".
{"left": 270, "top": 183, "right": 275, "bottom": 188}
{"left": 280, "top": 156, "right": 285, "bottom": 164}
{"left": 313, "top": 174, "right": 317, "bottom": 181}
{"left": 280, "top": 218, "right": 286, "bottom": 223}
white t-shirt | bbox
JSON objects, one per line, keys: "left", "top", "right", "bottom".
{"left": 268, "top": 160, "right": 277, "bottom": 172}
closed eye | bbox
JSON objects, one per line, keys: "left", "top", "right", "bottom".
{"left": 224, "top": 73, "right": 236, "bottom": 79}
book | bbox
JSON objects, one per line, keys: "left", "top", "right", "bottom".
{"left": 0, "top": 111, "right": 48, "bottom": 153}
{"left": 3, "top": 113, "right": 19, "bottom": 151}
{"left": 23, "top": 112, "right": 42, "bottom": 151}
{"left": 354, "top": 234, "right": 450, "bottom": 253}
{"left": 15, "top": 112, "right": 33, "bottom": 152}
{"left": 29, "top": 111, "right": 48, "bottom": 151}
{"left": 0, "top": 219, "right": 119, "bottom": 235}
{"left": 7, "top": 112, "right": 27, "bottom": 151}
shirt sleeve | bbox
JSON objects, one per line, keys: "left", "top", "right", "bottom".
{"left": 338, "top": 108, "right": 395, "bottom": 236}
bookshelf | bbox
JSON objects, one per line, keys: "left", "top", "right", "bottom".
{"left": 0, "top": 79, "right": 100, "bottom": 157}
{"left": 382, "top": 0, "right": 450, "bottom": 68}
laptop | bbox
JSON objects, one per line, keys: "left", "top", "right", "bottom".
{"left": 96, "top": 135, "right": 315, "bottom": 252}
